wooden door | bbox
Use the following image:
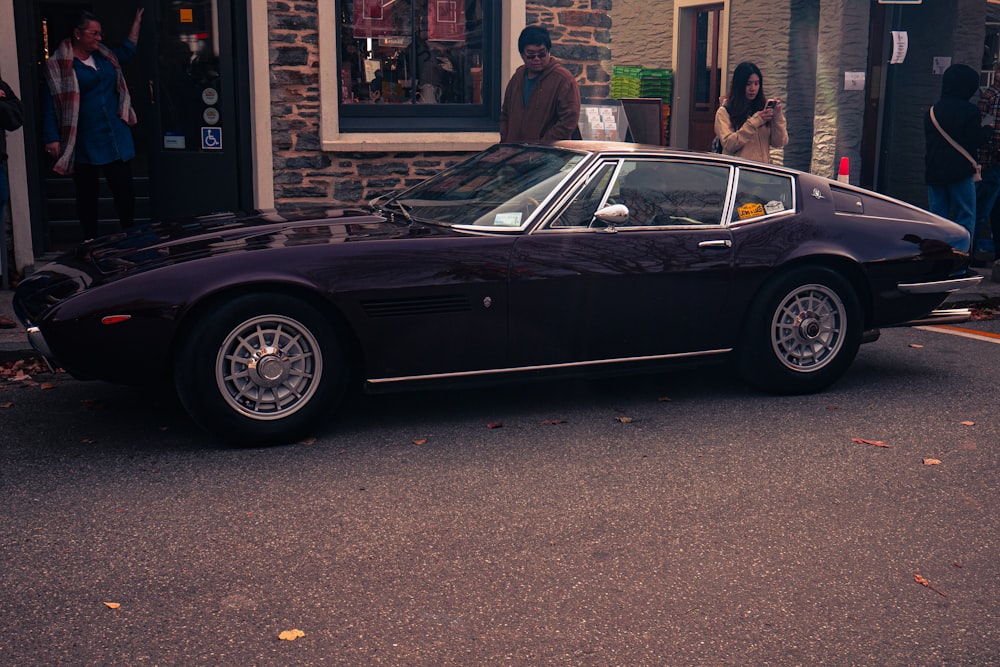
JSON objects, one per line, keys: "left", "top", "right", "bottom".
{"left": 687, "top": 4, "right": 723, "bottom": 153}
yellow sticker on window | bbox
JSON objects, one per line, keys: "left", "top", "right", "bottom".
{"left": 180, "top": 8, "right": 193, "bottom": 23}
{"left": 737, "top": 202, "right": 766, "bottom": 219}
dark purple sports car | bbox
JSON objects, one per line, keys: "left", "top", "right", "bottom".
{"left": 13, "top": 142, "right": 982, "bottom": 444}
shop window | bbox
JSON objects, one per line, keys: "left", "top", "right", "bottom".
{"left": 337, "top": 0, "right": 501, "bottom": 132}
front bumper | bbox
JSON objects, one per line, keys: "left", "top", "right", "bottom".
{"left": 25, "top": 326, "right": 53, "bottom": 358}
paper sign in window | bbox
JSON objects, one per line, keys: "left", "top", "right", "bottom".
{"left": 429, "top": 1, "right": 465, "bottom": 42}
{"left": 737, "top": 202, "right": 765, "bottom": 219}
{"left": 353, "top": 0, "right": 393, "bottom": 38}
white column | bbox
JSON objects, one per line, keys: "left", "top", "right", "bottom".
{"left": 0, "top": 0, "right": 35, "bottom": 277}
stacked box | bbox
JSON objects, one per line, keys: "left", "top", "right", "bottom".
{"left": 610, "top": 65, "right": 642, "bottom": 99}
{"left": 639, "top": 68, "right": 673, "bottom": 101}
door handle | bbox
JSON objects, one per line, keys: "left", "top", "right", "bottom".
{"left": 698, "top": 239, "right": 732, "bottom": 248}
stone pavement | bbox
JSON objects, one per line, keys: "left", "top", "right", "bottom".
{"left": 2, "top": 263, "right": 1000, "bottom": 358}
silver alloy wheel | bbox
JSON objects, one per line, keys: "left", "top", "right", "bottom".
{"left": 215, "top": 314, "right": 323, "bottom": 421}
{"left": 770, "top": 283, "right": 846, "bottom": 372}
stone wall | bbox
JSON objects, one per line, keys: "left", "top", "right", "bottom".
{"left": 268, "top": 0, "right": 613, "bottom": 208}
{"left": 609, "top": 0, "right": 672, "bottom": 70}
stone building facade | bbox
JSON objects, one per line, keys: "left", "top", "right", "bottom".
{"left": 2, "top": 0, "right": 997, "bottom": 276}
{"left": 610, "top": 0, "right": 993, "bottom": 208}
{"left": 268, "top": 0, "right": 613, "bottom": 208}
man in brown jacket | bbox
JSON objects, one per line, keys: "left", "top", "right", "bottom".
{"left": 499, "top": 26, "right": 581, "bottom": 143}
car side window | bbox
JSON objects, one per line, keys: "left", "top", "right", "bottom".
{"left": 612, "top": 160, "right": 731, "bottom": 227}
{"left": 551, "top": 163, "right": 617, "bottom": 228}
{"left": 731, "top": 168, "right": 794, "bottom": 222}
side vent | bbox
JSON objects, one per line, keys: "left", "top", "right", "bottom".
{"left": 361, "top": 294, "right": 472, "bottom": 318}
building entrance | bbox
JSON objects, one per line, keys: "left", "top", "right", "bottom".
{"left": 21, "top": 0, "right": 251, "bottom": 249}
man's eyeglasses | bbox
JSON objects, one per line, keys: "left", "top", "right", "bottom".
{"left": 522, "top": 50, "right": 548, "bottom": 61}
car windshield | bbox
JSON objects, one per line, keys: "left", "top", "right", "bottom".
{"left": 380, "top": 144, "right": 586, "bottom": 229}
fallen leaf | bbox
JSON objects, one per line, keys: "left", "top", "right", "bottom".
{"left": 826, "top": 405, "right": 838, "bottom": 410}
{"left": 851, "top": 437, "right": 890, "bottom": 448}
{"left": 908, "top": 343, "right": 924, "bottom": 349}
{"left": 413, "top": 438, "right": 427, "bottom": 445}
{"left": 616, "top": 416, "right": 634, "bottom": 423}
{"left": 299, "top": 437, "right": 316, "bottom": 445}
{"left": 914, "top": 572, "right": 947, "bottom": 597}
{"left": 960, "top": 421, "right": 975, "bottom": 426}
{"left": 657, "top": 396, "right": 672, "bottom": 402}
{"left": 922, "top": 458, "right": 942, "bottom": 465}
{"left": 278, "top": 629, "right": 305, "bottom": 641}
{"left": 103, "top": 602, "right": 120, "bottom": 609}
{"left": 0, "top": 401, "right": 12, "bottom": 408}
{"left": 40, "top": 383, "right": 56, "bottom": 390}
{"left": 81, "top": 438, "right": 97, "bottom": 444}
{"left": 486, "top": 422, "right": 503, "bottom": 429}
{"left": 540, "top": 419, "right": 567, "bottom": 425}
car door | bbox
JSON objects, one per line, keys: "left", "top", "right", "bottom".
{"left": 507, "top": 157, "right": 737, "bottom": 367}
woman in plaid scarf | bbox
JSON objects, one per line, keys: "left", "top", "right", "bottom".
{"left": 42, "top": 9, "right": 143, "bottom": 240}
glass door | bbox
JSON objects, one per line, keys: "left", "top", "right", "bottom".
{"left": 142, "top": 0, "right": 244, "bottom": 218}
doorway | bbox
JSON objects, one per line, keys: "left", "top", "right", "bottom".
{"left": 686, "top": 4, "right": 723, "bottom": 154}
{"left": 23, "top": 0, "right": 251, "bottom": 249}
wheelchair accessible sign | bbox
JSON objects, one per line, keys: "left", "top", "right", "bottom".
{"left": 201, "top": 127, "right": 222, "bottom": 150}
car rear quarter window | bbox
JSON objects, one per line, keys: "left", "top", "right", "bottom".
{"left": 731, "top": 169, "right": 795, "bottom": 223}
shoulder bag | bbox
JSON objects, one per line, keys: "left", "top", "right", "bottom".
{"left": 929, "top": 106, "right": 982, "bottom": 182}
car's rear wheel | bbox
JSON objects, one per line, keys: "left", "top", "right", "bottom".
{"left": 738, "top": 267, "right": 862, "bottom": 394}
{"left": 174, "top": 294, "right": 345, "bottom": 445}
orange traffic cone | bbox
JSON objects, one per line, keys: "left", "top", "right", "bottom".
{"left": 837, "top": 157, "right": 850, "bottom": 184}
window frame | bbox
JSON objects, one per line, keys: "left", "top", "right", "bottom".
{"left": 729, "top": 166, "right": 797, "bottom": 225}
{"left": 543, "top": 157, "right": 737, "bottom": 231}
{"left": 318, "top": 0, "right": 524, "bottom": 152}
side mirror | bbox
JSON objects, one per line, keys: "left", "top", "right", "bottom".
{"left": 593, "top": 203, "right": 629, "bottom": 226}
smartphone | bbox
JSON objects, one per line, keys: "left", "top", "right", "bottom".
{"left": 764, "top": 99, "right": 776, "bottom": 110}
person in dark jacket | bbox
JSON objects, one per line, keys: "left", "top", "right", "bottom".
{"left": 0, "top": 75, "right": 24, "bottom": 327}
{"left": 924, "top": 63, "right": 991, "bottom": 247}
{"left": 0, "top": 75, "right": 23, "bottom": 217}
{"left": 499, "top": 26, "right": 581, "bottom": 143}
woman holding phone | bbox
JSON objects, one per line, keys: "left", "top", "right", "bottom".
{"left": 714, "top": 62, "right": 787, "bottom": 163}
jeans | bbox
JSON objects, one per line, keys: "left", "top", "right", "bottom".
{"left": 928, "top": 177, "right": 976, "bottom": 251}
{"left": 0, "top": 160, "right": 8, "bottom": 214}
{"left": 0, "top": 161, "right": 8, "bottom": 288}
{"left": 72, "top": 159, "right": 135, "bottom": 240}
{"left": 974, "top": 164, "right": 1000, "bottom": 252}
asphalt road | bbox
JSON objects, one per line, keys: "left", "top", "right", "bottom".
{"left": 1, "top": 325, "right": 998, "bottom": 666}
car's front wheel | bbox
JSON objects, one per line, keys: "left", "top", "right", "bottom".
{"left": 738, "top": 267, "right": 863, "bottom": 394}
{"left": 174, "top": 294, "right": 345, "bottom": 445}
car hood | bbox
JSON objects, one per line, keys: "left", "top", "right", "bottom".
{"left": 13, "top": 206, "right": 445, "bottom": 323}
{"left": 82, "top": 206, "right": 436, "bottom": 275}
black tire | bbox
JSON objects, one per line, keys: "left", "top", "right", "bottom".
{"left": 738, "top": 266, "right": 862, "bottom": 394}
{"left": 173, "top": 293, "right": 345, "bottom": 445}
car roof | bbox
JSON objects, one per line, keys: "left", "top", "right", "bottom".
{"left": 523, "top": 140, "right": 802, "bottom": 176}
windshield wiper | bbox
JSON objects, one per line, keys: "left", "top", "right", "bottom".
{"left": 380, "top": 199, "right": 413, "bottom": 223}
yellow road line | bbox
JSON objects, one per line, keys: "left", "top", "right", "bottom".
{"left": 915, "top": 325, "right": 1000, "bottom": 343}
